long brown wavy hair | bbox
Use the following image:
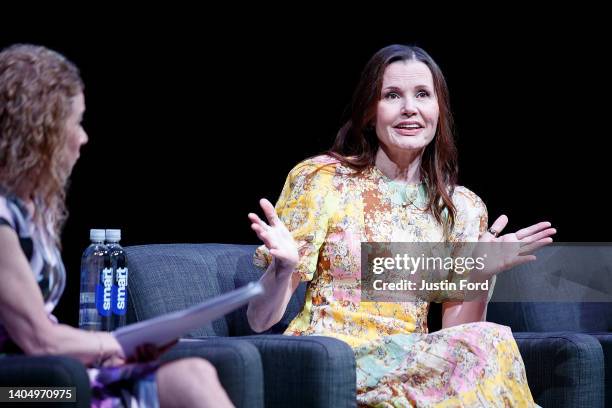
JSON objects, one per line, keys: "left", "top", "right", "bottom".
{"left": 327, "top": 44, "right": 458, "bottom": 237}
{"left": 0, "top": 44, "right": 83, "bottom": 244}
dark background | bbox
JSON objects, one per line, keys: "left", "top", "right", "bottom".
{"left": 2, "top": 19, "right": 609, "bottom": 327}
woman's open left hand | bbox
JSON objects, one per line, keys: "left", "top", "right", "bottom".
{"left": 473, "top": 215, "right": 556, "bottom": 278}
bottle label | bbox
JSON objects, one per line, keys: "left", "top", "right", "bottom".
{"left": 80, "top": 292, "right": 96, "bottom": 304}
{"left": 95, "top": 267, "right": 113, "bottom": 317}
{"left": 112, "top": 267, "right": 128, "bottom": 315}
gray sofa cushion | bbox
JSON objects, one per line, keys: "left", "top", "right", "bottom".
{"left": 514, "top": 333, "right": 604, "bottom": 407}
{"left": 126, "top": 243, "right": 306, "bottom": 336}
{"left": 162, "top": 338, "right": 264, "bottom": 408}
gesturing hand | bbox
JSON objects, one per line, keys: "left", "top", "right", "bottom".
{"left": 474, "top": 215, "right": 556, "bottom": 278}
{"left": 248, "top": 198, "right": 299, "bottom": 273}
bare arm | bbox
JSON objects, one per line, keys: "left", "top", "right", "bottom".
{"left": 246, "top": 199, "right": 301, "bottom": 333}
{"left": 441, "top": 294, "right": 489, "bottom": 328}
{"left": 0, "top": 226, "right": 123, "bottom": 366}
{"left": 247, "top": 260, "right": 301, "bottom": 332}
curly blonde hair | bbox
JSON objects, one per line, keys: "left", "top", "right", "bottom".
{"left": 0, "top": 44, "right": 83, "bottom": 243}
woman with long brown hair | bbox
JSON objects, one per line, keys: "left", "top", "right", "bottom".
{"left": 0, "top": 44, "right": 234, "bottom": 408}
{"left": 247, "top": 44, "right": 555, "bottom": 406}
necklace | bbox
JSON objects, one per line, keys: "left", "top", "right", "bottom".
{"left": 389, "top": 181, "right": 425, "bottom": 210}
{"left": 401, "top": 189, "right": 422, "bottom": 210}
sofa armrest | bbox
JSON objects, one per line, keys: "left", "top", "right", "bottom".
{"left": 236, "top": 335, "right": 356, "bottom": 408}
{"left": 513, "top": 332, "right": 604, "bottom": 408}
{"left": 0, "top": 355, "right": 90, "bottom": 408}
{"left": 588, "top": 333, "right": 612, "bottom": 408}
{"left": 161, "top": 338, "right": 264, "bottom": 408}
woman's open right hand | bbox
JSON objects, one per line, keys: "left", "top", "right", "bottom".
{"left": 248, "top": 198, "right": 299, "bottom": 274}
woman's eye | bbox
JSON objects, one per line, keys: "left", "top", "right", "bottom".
{"left": 385, "top": 92, "right": 400, "bottom": 100}
{"left": 416, "top": 90, "right": 430, "bottom": 98}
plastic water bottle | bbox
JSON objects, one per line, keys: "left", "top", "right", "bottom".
{"left": 106, "top": 229, "right": 129, "bottom": 329}
{"left": 79, "top": 229, "right": 113, "bottom": 331}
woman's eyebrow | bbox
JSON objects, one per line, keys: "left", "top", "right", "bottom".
{"left": 382, "top": 85, "right": 402, "bottom": 92}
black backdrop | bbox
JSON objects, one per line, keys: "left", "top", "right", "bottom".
{"left": 1, "top": 21, "right": 609, "bottom": 327}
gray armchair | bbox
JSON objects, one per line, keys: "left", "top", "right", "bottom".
{"left": 126, "top": 243, "right": 609, "bottom": 407}
{"left": 125, "top": 243, "right": 355, "bottom": 408}
{"left": 0, "top": 355, "right": 90, "bottom": 408}
{"left": 487, "top": 245, "right": 612, "bottom": 407}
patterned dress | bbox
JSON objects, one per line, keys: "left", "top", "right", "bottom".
{"left": 0, "top": 189, "right": 159, "bottom": 408}
{"left": 254, "top": 155, "right": 538, "bottom": 407}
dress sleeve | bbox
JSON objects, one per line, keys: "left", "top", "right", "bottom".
{"left": 449, "top": 186, "right": 488, "bottom": 243}
{"left": 433, "top": 187, "right": 495, "bottom": 303}
{"left": 253, "top": 159, "right": 337, "bottom": 281}
{"left": 0, "top": 196, "right": 16, "bottom": 230}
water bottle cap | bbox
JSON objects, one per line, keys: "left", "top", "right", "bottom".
{"left": 90, "top": 229, "right": 105, "bottom": 242}
{"left": 105, "top": 229, "right": 121, "bottom": 242}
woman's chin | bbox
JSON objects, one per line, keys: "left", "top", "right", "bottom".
{"left": 384, "top": 134, "right": 433, "bottom": 151}
{"left": 389, "top": 141, "right": 429, "bottom": 152}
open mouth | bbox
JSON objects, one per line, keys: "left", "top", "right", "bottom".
{"left": 393, "top": 122, "right": 424, "bottom": 135}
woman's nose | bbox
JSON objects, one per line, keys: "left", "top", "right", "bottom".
{"left": 81, "top": 131, "right": 89, "bottom": 146}
{"left": 400, "top": 99, "right": 417, "bottom": 115}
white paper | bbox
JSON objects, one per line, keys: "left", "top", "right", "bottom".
{"left": 112, "top": 281, "right": 264, "bottom": 357}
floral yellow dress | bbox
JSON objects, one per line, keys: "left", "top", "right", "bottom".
{"left": 254, "top": 155, "right": 538, "bottom": 407}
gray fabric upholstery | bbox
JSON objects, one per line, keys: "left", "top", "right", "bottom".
{"left": 0, "top": 355, "right": 90, "bottom": 408}
{"left": 488, "top": 245, "right": 612, "bottom": 407}
{"left": 126, "top": 243, "right": 355, "bottom": 408}
{"left": 589, "top": 333, "right": 612, "bottom": 408}
{"left": 162, "top": 338, "right": 264, "bottom": 408}
{"left": 514, "top": 333, "right": 604, "bottom": 407}
{"left": 126, "top": 244, "right": 306, "bottom": 337}
{"left": 126, "top": 243, "right": 610, "bottom": 407}
{"left": 240, "top": 335, "right": 356, "bottom": 408}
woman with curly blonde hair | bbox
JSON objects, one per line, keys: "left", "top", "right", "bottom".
{"left": 0, "top": 44, "right": 77, "bottom": 242}
{"left": 0, "top": 44, "right": 234, "bottom": 408}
